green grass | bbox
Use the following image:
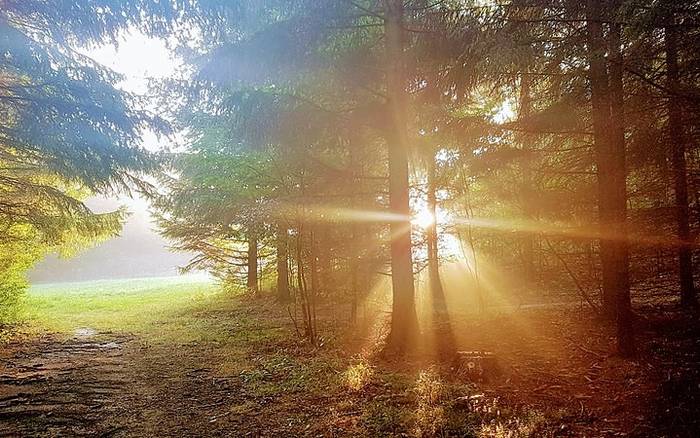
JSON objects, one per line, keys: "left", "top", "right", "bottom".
{"left": 21, "top": 275, "right": 293, "bottom": 350}
{"left": 22, "top": 276, "right": 227, "bottom": 342}
{"left": 14, "top": 276, "right": 493, "bottom": 435}
{"left": 21, "top": 276, "right": 339, "bottom": 397}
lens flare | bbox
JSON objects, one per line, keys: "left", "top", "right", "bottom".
{"left": 412, "top": 208, "right": 435, "bottom": 229}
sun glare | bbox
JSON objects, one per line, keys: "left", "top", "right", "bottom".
{"left": 412, "top": 207, "right": 435, "bottom": 229}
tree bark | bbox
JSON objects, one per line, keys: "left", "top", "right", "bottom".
{"left": 318, "top": 224, "right": 333, "bottom": 295}
{"left": 426, "top": 155, "right": 445, "bottom": 315}
{"left": 349, "top": 138, "right": 361, "bottom": 324}
{"left": 384, "top": 0, "right": 418, "bottom": 353}
{"left": 608, "top": 15, "right": 635, "bottom": 355}
{"left": 587, "top": 0, "right": 615, "bottom": 318}
{"left": 247, "top": 230, "right": 258, "bottom": 294}
{"left": 665, "top": 18, "right": 696, "bottom": 308}
{"left": 349, "top": 224, "right": 360, "bottom": 324}
{"left": 426, "top": 152, "right": 456, "bottom": 357}
{"left": 518, "top": 72, "right": 536, "bottom": 280}
{"left": 586, "top": 0, "right": 634, "bottom": 356}
{"left": 309, "top": 230, "right": 318, "bottom": 344}
{"left": 276, "top": 223, "right": 290, "bottom": 302}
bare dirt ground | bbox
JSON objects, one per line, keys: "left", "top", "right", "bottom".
{"left": 0, "top": 331, "right": 241, "bottom": 437}
{"left": 1, "top": 298, "right": 699, "bottom": 437}
{"left": 0, "top": 331, "right": 342, "bottom": 437}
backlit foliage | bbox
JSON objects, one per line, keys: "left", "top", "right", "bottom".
{"left": 0, "top": 1, "right": 176, "bottom": 309}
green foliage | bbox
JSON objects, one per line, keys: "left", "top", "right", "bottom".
{"left": 1, "top": 1, "right": 177, "bottom": 316}
{"left": 156, "top": 0, "right": 395, "bottom": 302}
{"left": 0, "top": 225, "right": 42, "bottom": 321}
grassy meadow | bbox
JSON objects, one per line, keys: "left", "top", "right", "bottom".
{"left": 21, "top": 276, "right": 232, "bottom": 343}
{"left": 9, "top": 276, "right": 492, "bottom": 435}
{"left": 6, "top": 276, "right": 683, "bottom": 436}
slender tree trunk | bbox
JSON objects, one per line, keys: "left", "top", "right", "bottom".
{"left": 518, "top": 72, "right": 535, "bottom": 280}
{"left": 427, "top": 152, "right": 456, "bottom": 357}
{"left": 384, "top": 0, "right": 418, "bottom": 353}
{"left": 349, "top": 139, "right": 361, "bottom": 324}
{"left": 587, "top": 0, "right": 616, "bottom": 318}
{"left": 247, "top": 230, "right": 258, "bottom": 294}
{"left": 309, "top": 229, "right": 318, "bottom": 344}
{"left": 276, "top": 223, "right": 290, "bottom": 302}
{"left": 608, "top": 16, "right": 635, "bottom": 355}
{"left": 665, "top": 19, "right": 697, "bottom": 308}
{"left": 295, "top": 224, "right": 315, "bottom": 344}
{"left": 458, "top": 169, "right": 484, "bottom": 311}
{"left": 296, "top": 231, "right": 309, "bottom": 341}
{"left": 318, "top": 224, "right": 333, "bottom": 295}
{"left": 349, "top": 224, "right": 360, "bottom": 324}
{"left": 426, "top": 154, "right": 445, "bottom": 315}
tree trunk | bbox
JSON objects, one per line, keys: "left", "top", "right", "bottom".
{"left": 295, "top": 227, "right": 314, "bottom": 344}
{"left": 276, "top": 223, "right": 290, "bottom": 302}
{"left": 518, "top": 72, "right": 536, "bottom": 280}
{"left": 349, "top": 224, "right": 360, "bottom": 324}
{"left": 384, "top": 0, "right": 418, "bottom": 353}
{"left": 247, "top": 230, "right": 258, "bottom": 294}
{"left": 427, "top": 152, "right": 456, "bottom": 357}
{"left": 608, "top": 15, "right": 635, "bottom": 355}
{"left": 587, "top": 0, "right": 616, "bottom": 318}
{"left": 309, "top": 229, "right": 318, "bottom": 344}
{"left": 586, "top": 0, "right": 634, "bottom": 356}
{"left": 665, "top": 19, "right": 696, "bottom": 308}
{"left": 349, "top": 139, "right": 361, "bottom": 324}
{"left": 318, "top": 224, "right": 333, "bottom": 295}
{"left": 426, "top": 155, "right": 446, "bottom": 315}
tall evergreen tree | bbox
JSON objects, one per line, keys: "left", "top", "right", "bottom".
{"left": 1, "top": 0, "right": 177, "bottom": 307}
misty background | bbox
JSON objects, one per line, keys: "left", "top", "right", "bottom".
{"left": 29, "top": 197, "right": 193, "bottom": 283}
{"left": 29, "top": 31, "right": 193, "bottom": 284}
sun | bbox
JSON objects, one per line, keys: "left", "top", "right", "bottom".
{"left": 412, "top": 207, "right": 435, "bottom": 229}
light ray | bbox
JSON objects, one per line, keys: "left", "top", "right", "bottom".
{"left": 451, "top": 216, "right": 699, "bottom": 249}
{"left": 273, "top": 203, "right": 411, "bottom": 224}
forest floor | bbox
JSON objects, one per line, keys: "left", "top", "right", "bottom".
{"left": 1, "top": 278, "right": 699, "bottom": 437}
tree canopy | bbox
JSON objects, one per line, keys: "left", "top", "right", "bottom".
{"left": 0, "top": 0, "right": 179, "bottom": 312}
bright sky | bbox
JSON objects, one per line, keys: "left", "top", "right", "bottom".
{"left": 79, "top": 29, "right": 182, "bottom": 217}
{"left": 86, "top": 33, "right": 177, "bottom": 92}
{"left": 31, "top": 31, "right": 191, "bottom": 283}
{"left": 81, "top": 30, "right": 183, "bottom": 152}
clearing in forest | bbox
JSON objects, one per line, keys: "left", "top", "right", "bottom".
{"left": 1, "top": 278, "right": 698, "bottom": 437}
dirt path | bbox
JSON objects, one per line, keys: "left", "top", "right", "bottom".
{"left": 2, "top": 302, "right": 698, "bottom": 437}
{"left": 0, "top": 330, "right": 134, "bottom": 436}
{"left": 0, "top": 330, "right": 246, "bottom": 437}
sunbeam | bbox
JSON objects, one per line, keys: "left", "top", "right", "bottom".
{"left": 451, "top": 216, "right": 699, "bottom": 249}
